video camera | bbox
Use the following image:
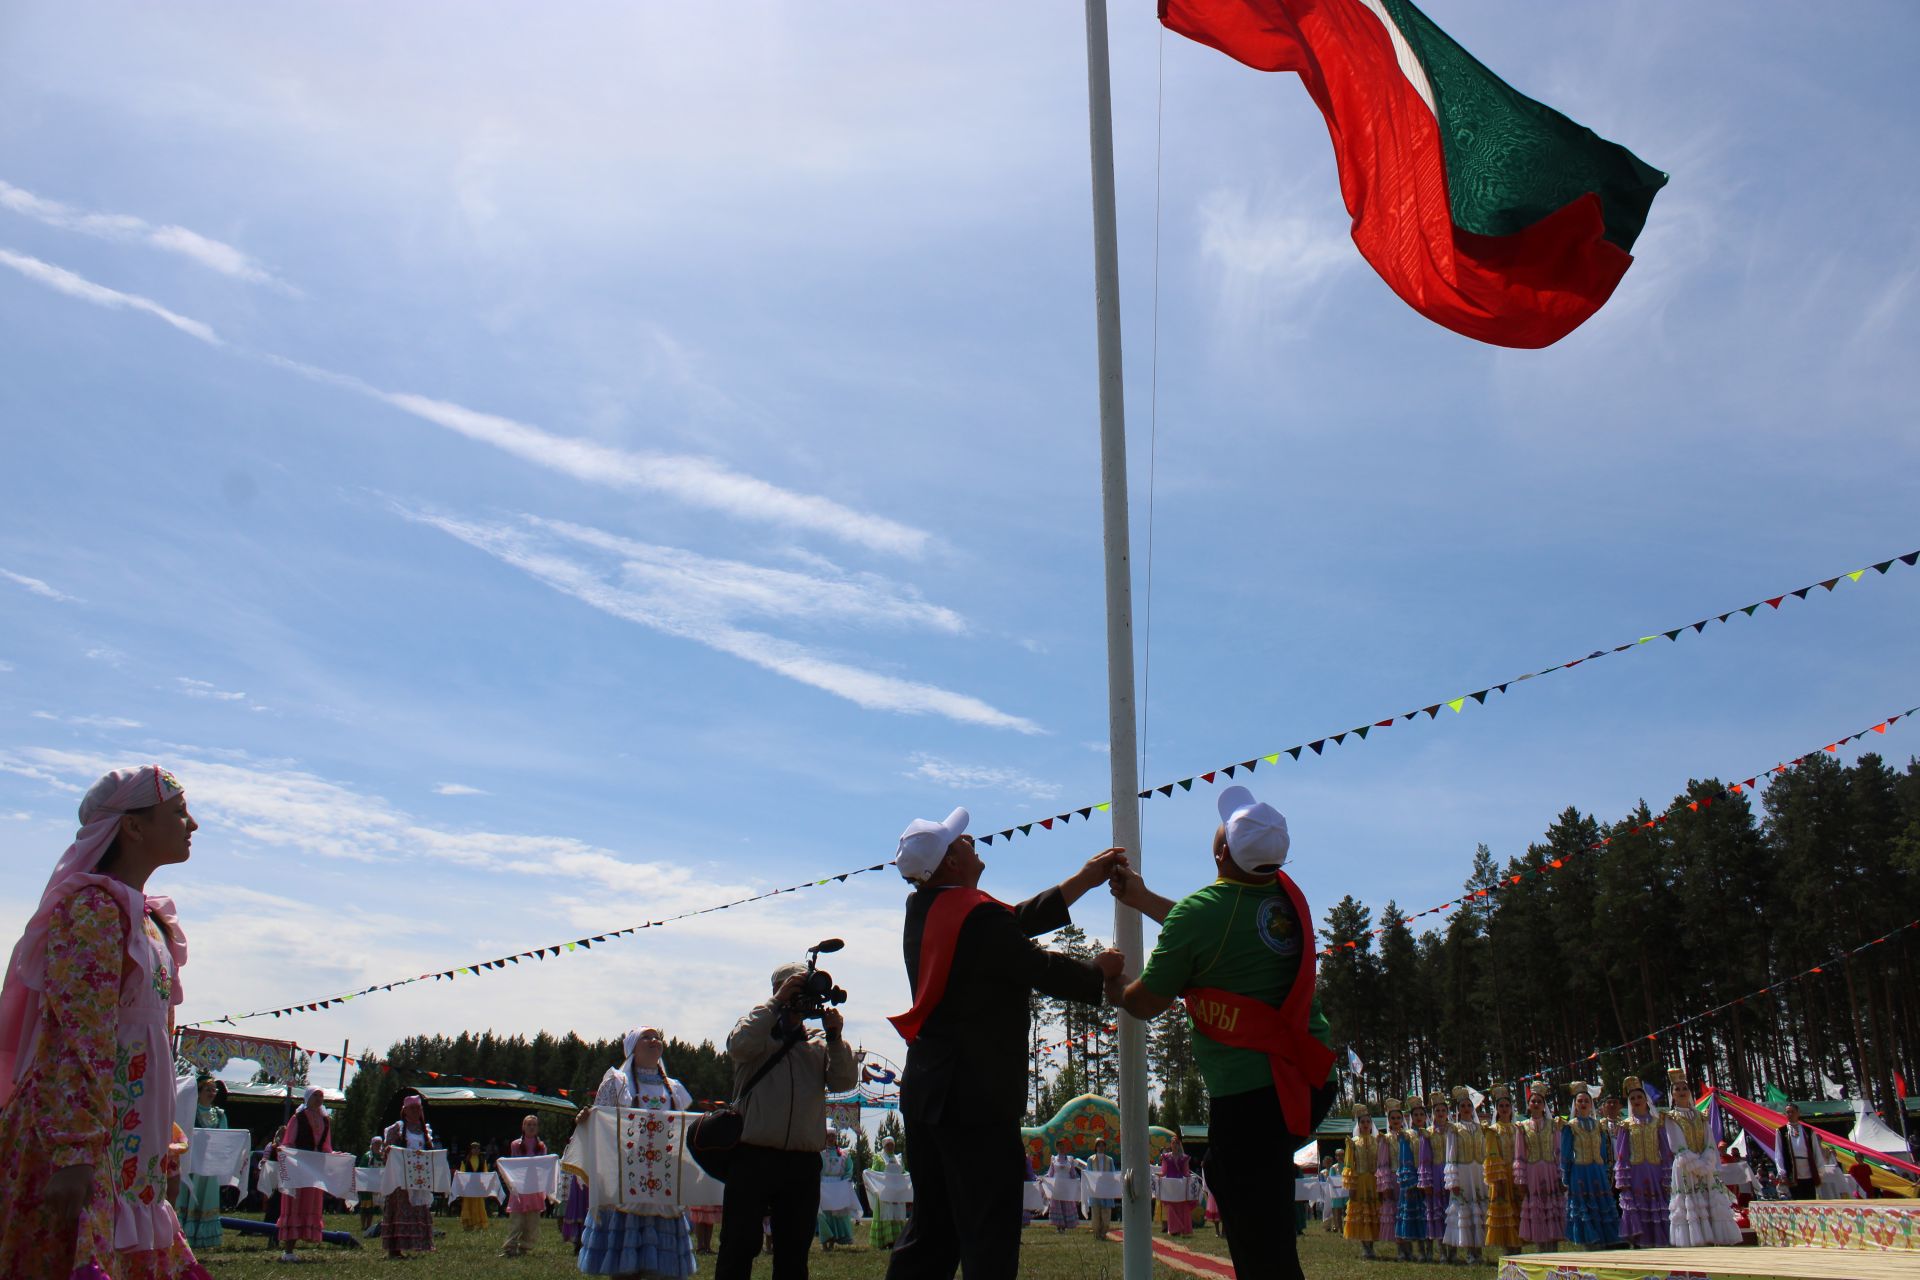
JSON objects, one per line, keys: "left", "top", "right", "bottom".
{"left": 788, "top": 937, "right": 849, "bottom": 1018}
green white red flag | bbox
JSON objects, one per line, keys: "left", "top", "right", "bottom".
{"left": 1161, "top": 0, "right": 1668, "bottom": 348}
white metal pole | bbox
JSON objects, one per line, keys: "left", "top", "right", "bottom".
{"left": 1079, "top": 5, "right": 1151, "bottom": 1279}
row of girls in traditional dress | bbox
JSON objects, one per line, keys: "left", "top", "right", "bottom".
{"left": 1340, "top": 1070, "right": 1741, "bottom": 1264}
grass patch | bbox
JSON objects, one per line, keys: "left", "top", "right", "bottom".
{"left": 191, "top": 1213, "right": 1556, "bottom": 1277}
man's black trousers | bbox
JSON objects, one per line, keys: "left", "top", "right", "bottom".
{"left": 716, "top": 1144, "right": 821, "bottom": 1280}
{"left": 884, "top": 1114, "right": 1027, "bottom": 1280}
{"left": 1207, "top": 1082, "right": 1333, "bottom": 1280}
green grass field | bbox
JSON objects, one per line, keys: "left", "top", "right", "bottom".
{"left": 190, "top": 1213, "right": 1536, "bottom": 1277}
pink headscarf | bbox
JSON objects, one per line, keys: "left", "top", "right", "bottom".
{"left": 0, "top": 765, "right": 190, "bottom": 1106}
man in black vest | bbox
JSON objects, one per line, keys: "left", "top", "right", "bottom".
{"left": 1776, "top": 1104, "right": 1821, "bottom": 1200}
{"left": 884, "top": 806, "right": 1126, "bottom": 1280}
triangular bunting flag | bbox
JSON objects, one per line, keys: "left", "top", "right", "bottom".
{"left": 1873, "top": 560, "right": 1893, "bottom": 573}
{"left": 1331, "top": 732, "right": 1347, "bottom": 746}
{"left": 1353, "top": 726, "right": 1369, "bottom": 739}
{"left": 1470, "top": 690, "right": 1488, "bottom": 704}
{"left": 1040, "top": 818, "right": 1054, "bottom": 830}
{"left": 1287, "top": 747, "right": 1303, "bottom": 760}
{"left": 1264, "top": 753, "right": 1282, "bottom": 764}
{"left": 980, "top": 834, "right": 994, "bottom": 846}
{"left": 1308, "top": 740, "right": 1325, "bottom": 755}
{"left": 1201, "top": 771, "right": 1215, "bottom": 784}
{"left": 1078, "top": 807, "right": 1093, "bottom": 819}
{"left": 1177, "top": 778, "right": 1194, "bottom": 791}
{"left": 1764, "top": 596, "right": 1784, "bottom": 608}
{"left": 1222, "top": 764, "right": 1237, "bottom": 777}
{"left": 1847, "top": 569, "right": 1865, "bottom": 581}
{"left": 1791, "top": 587, "right": 1810, "bottom": 600}
{"left": 1447, "top": 698, "right": 1466, "bottom": 713}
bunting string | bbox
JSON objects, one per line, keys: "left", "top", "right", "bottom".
{"left": 186, "top": 696, "right": 1916, "bottom": 1029}
{"left": 971, "top": 548, "right": 1919, "bottom": 847}
{"left": 1320, "top": 702, "right": 1917, "bottom": 956}
{"left": 1535, "top": 917, "right": 1920, "bottom": 1079}
{"left": 181, "top": 863, "right": 888, "bottom": 1027}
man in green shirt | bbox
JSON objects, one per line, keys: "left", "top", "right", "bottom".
{"left": 1110, "top": 786, "right": 1334, "bottom": 1280}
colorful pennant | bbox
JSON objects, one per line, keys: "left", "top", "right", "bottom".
{"left": 971, "top": 548, "right": 1919, "bottom": 847}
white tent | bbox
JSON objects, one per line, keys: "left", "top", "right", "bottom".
{"left": 1850, "top": 1100, "right": 1912, "bottom": 1155}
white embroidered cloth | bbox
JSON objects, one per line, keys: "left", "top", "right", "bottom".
{"left": 864, "top": 1168, "right": 913, "bottom": 1203}
{"left": 187, "top": 1127, "right": 252, "bottom": 1196}
{"left": 354, "top": 1167, "right": 384, "bottom": 1195}
{"left": 278, "top": 1149, "right": 359, "bottom": 1204}
{"left": 566, "top": 1107, "right": 719, "bottom": 1213}
{"left": 819, "top": 1178, "right": 861, "bottom": 1215}
{"left": 380, "top": 1147, "right": 451, "bottom": 1206}
{"left": 498, "top": 1154, "right": 561, "bottom": 1203}
{"left": 1152, "top": 1174, "right": 1201, "bottom": 1204}
{"left": 1084, "top": 1169, "right": 1123, "bottom": 1200}
{"left": 1021, "top": 1181, "right": 1046, "bottom": 1215}
{"left": 451, "top": 1170, "right": 503, "bottom": 1202}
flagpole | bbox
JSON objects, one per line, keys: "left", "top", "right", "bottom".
{"left": 1079, "top": 5, "right": 1151, "bottom": 1280}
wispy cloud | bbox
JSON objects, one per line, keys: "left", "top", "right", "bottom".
{"left": 1, "top": 567, "right": 80, "bottom": 603}
{"left": 532, "top": 517, "right": 961, "bottom": 634}
{"left": 176, "top": 676, "right": 248, "bottom": 702}
{"left": 6, "top": 746, "right": 755, "bottom": 905}
{"left": 29, "top": 712, "right": 143, "bottom": 729}
{"left": 0, "top": 248, "right": 221, "bottom": 345}
{"left": 404, "top": 507, "right": 1038, "bottom": 733}
{"left": 433, "top": 783, "right": 488, "bottom": 796}
{"left": 1, "top": 254, "right": 923, "bottom": 558}
{"left": 904, "top": 752, "right": 1060, "bottom": 801}
{"left": 0, "top": 178, "right": 294, "bottom": 293}
{"left": 1197, "top": 187, "right": 1352, "bottom": 324}
{"left": 375, "top": 390, "right": 929, "bottom": 557}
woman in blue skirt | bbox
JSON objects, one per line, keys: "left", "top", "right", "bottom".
{"left": 576, "top": 1027, "right": 698, "bottom": 1278}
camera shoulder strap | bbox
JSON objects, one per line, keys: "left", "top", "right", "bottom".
{"left": 734, "top": 1027, "right": 805, "bottom": 1106}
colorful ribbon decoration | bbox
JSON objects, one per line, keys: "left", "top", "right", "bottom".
{"left": 973, "top": 548, "right": 1919, "bottom": 847}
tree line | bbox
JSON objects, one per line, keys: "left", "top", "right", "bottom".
{"left": 1315, "top": 752, "right": 1920, "bottom": 1119}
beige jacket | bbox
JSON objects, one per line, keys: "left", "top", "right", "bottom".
{"left": 726, "top": 998, "right": 858, "bottom": 1152}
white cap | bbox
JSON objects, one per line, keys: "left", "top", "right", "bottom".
{"left": 1216, "top": 785, "right": 1289, "bottom": 873}
{"left": 895, "top": 806, "right": 969, "bottom": 881}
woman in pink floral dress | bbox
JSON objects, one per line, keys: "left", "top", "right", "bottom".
{"left": 0, "top": 765, "right": 210, "bottom": 1280}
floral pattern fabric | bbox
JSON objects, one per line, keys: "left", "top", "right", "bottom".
{"left": 0, "top": 886, "right": 208, "bottom": 1280}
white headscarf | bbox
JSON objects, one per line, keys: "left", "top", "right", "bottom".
{"left": 623, "top": 1026, "right": 671, "bottom": 1094}
{"left": 0, "top": 766, "right": 188, "bottom": 1104}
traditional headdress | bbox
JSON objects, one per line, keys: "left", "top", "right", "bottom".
{"left": 1383, "top": 1097, "right": 1404, "bottom": 1115}
{"left": 1667, "top": 1068, "right": 1690, "bottom": 1092}
{"left": 1527, "top": 1080, "right": 1550, "bottom": 1102}
{"left": 1351, "top": 1100, "right": 1372, "bottom": 1119}
{"left": 1568, "top": 1080, "right": 1589, "bottom": 1097}
{"left": 1490, "top": 1084, "right": 1511, "bottom": 1102}
{"left": 0, "top": 766, "right": 188, "bottom": 1105}
{"left": 1450, "top": 1086, "right": 1470, "bottom": 1105}
{"left": 1427, "top": 1090, "right": 1447, "bottom": 1111}
{"left": 1622, "top": 1075, "right": 1644, "bottom": 1096}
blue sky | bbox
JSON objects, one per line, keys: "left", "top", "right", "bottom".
{"left": 2, "top": 1, "right": 1917, "bottom": 1085}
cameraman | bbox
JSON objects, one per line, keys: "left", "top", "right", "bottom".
{"left": 717, "top": 962, "right": 858, "bottom": 1280}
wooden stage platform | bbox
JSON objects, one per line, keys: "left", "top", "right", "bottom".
{"left": 1495, "top": 1245, "right": 1920, "bottom": 1279}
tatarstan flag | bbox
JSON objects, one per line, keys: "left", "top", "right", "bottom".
{"left": 1162, "top": 0, "right": 1668, "bottom": 348}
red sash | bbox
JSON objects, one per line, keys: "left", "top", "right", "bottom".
{"left": 888, "top": 887, "right": 1008, "bottom": 1045}
{"left": 1181, "top": 869, "right": 1333, "bottom": 1134}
